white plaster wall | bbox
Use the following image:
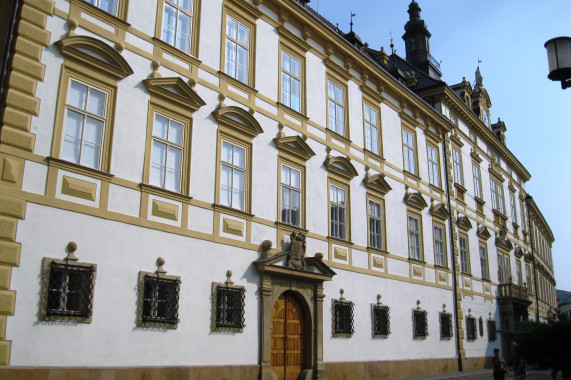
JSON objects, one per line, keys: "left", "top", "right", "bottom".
{"left": 347, "top": 81, "right": 363, "bottom": 147}
{"left": 9, "top": 204, "right": 260, "bottom": 366}
{"left": 305, "top": 138, "right": 328, "bottom": 237}
{"left": 127, "top": 0, "right": 158, "bottom": 37}
{"left": 251, "top": 112, "right": 278, "bottom": 221}
{"left": 254, "top": 21, "right": 278, "bottom": 102}
{"left": 460, "top": 296, "right": 502, "bottom": 358}
{"left": 380, "top": 104, "right": 403, "bottom": 171}
{"left": 323, "top": 268, "right": 457, "bottom": 362}
{"left": 305, "top": 53, "right": 326, "bottom": 127}
{"left": 197, "top": 0, "right": 222, "bottom": 71}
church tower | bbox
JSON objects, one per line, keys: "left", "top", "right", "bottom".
{"left": 402, "top": 1, "right": 442, "bottom": 79}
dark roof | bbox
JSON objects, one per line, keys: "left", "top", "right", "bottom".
{"left": 387, "top": 53, "right": 444, "bottom": 91}
{"left": 557, "top": 289, "right": 571, "bottom": 306}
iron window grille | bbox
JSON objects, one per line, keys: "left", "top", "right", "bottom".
{"left": 488, "top": 320, "right": 497, "bottom": 341}
{"left": 413, "top": 310, "right": 428, "bottom": 339}
{"left": 141, "top": 275, "right": 180, "bottom": 327}
{"left": 466, "top": 316, "right": 477, "bottom": 341}
{"left": 440, "top": 313, "right": 453, "bottom": 339}
{"left": 479, "top": 317, "right": 484, "bottom": 337}
{"left": 214, "top": 285, "right": 245, "bottom": 330}
{"left": 45, "top": 261, "right": 95, "bottom": 319}
{"left": 333, "top": 299, "right": 354, "bottom": 336}
{"left": 372, "top": 305, "right": 390, "bottom": 337}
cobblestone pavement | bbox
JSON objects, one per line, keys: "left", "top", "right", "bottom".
{"left": 401, "top": 368, "right": 556, "bottom": 380}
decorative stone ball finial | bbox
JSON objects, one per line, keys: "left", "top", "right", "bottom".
{"left": 416, "top": 300, "right": 421, "bottom": 310}
{"left": 66, "top": 241, "right": 79, "bottom": 262}
{"left": 489, "top": 312, "right": 492, "bottom": 319}
{"left": 443, "top": 304, "right": 447, "bottom": 312}
{"left": 468, "top": 308, "right": 472, "bottom": 316}
{"left": 340, "top": 288, "right": 345, "bottom": 301}
{"left": 156, "top": 257, "right": 166, "bottom": 275}
{"left": 225, "top": 269, "right": 234, "bottom": 286}
{"left": 377, "top": 294, "right": 382, "bottom": 305}
{"left": 261, "top": 240, "right": 272, "bottom": 258}
{"left": 314, "top": 252, "right": 324, "bottom": 260}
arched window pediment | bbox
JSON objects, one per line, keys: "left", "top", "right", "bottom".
{"left": 56, "top": 36, "right": 133, "bottom": 79}
{"left": 430, "top": 202, "right": 449, "bottom": 220}
{"left": 456, "top": 215, "right": 473, "bottom": 231}
{"left": 213, "top": 106, "right": 263, "bottom": 138}
{"left": 403, "top": 191, "right": 428, "bottom": 210}
{"left": 144, "top": 77, "right": 205, "bottom": 112}
{"left": 324, "top": 156, "right": 358, "bottom": 180}
{"left": 363, "top": 174, "right": 392, "bottom": 196}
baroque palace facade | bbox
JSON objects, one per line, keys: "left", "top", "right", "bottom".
{"left": 0, "top": 0, "right": 557, "bottom": 379}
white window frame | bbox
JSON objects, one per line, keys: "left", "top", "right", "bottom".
{"left": 162, "top": 0, "right": 194, "bottom": 53}
{"left": 509, "top": 193, "right": 517, "bottom": 222}
{"left": 220, "top": 140, "right": 247, "bottom": 211}
{"left": 86, "top": 0, "right": 118, "bottom": 16}
{"left": 408, "top": 213, "right": 422, "bottom": 260}
{"left": 452, "top": 148, "right": 463, "bottom": 186}
{"left": 62, "top": 78, "right": 108, "bottom": 170}
{"left": 330, "top": 184, "right": 347, "bottom": 240}
{"left": 364, "top": 104, "right": 379, "bottom": 155}
{"left": 281, "top": 50, "right": 301, "bottom": 112}
{"left": 472, "top": 164, "right": 482, "bottom": 199}
{"left": 150, "top": 113, "right": 184, "bottom": 192}
{"left": 402, "top": 129, "right": 416, "bottom": 175}
{"left": 433, "top": 224, "right": 446, "bottom": 267}
{"left": 459, "top": 235, "right": 470, "bottom": 274}
{"left": 427, "top": 144, "right": 440, "bottom": 187}
{"left": 368, "top": 199, "right": 384, "bottom": 250}
{"left": 479, "top": 244, "right": 489, "bottom": 280}
{"left": 490, "top": 179, "right": 505, "bottom": 214}
{"left": 225, "top": 15, "right": 250, "bottom": 84}
{"left": 280, "top": 164, "right": 301, "bottom": 227}
{"left": 327, "top": 80, "right": 345, "bottom": 136}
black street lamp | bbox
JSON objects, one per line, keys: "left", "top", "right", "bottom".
{"left": 544, "top": 37, "right": 571, "bottom": 89}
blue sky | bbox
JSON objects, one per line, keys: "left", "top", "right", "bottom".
{"left": 315, "top": 0, "right": 571, "bottom": 291}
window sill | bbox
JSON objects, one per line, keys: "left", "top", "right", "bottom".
{"left": 213, "top": 203, "right": 254, "bottom": 220}
{"left": 408, "top": 257, "right": 426, "bottom": 265}
{"left": 218, "top": 71, "right": 258, "bottom": 97}
{"left": 326, "top": 129, "right": 352, "bottom": 146}
{"left": 277, "top": 102, "right": 308, "bottom": 122}
{"left": 364, "top": 149, "right": 385, "bottom": 164}
{"left": 367, "top": 246, "right": 388, "bottom": 255}
{"left": 152, "top": 37, "right": 201, "bottom": 67}
{"left": 429, "top": 184, "right": 444, "bottom": 196}
{"left": 70, "top": 0, "right": 131, "bottom": 30}
{"left": 47, "top": 157, "right": 114, "bottom": 182}
{"left": 403, "top": 170, "right": 421, "bottom": 183}
{"left": 434, "top": 264, "right": 449, "bottom": 271}
{"left": 274, "top": 221, "right": 308, "bottom": 233}
{"left": 327, "top": 235, "right": 353, "bottom": 246}
{"left": 140, "top": 183, "right": 192, "bottom": 204}
{"left": 461, "top": 272, "right": 472, "bottom": 277}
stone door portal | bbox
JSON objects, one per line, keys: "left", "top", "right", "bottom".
{"left": 271, "top": 292, "right": 304, "bottom": 380}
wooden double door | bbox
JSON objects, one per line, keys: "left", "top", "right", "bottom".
{"left": 271, "top": 292, "right": 305, "bottom": 380}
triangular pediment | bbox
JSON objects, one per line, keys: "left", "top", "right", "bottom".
{"left": 363, "top": 174, "right": 392, "bottom": 196}
{"left": 477, "top": 225, "right": 492, "bottom": 240}
{"left": 457, "top": 215, "right": 473, "bottom": 231}
{"left": 254, "top": 252, "right": 336, "bottom": 281}
{"left": 514, "top": 246, "right": 524, "bottom": 258}
{"left": 496, "top": 237, "right": 513, "bottom": 252}
{"left": 430, "top": 202, "right": 449, "bottom": 220}
{"left": 274, "top": 136, "right": 316, "bottom": 161}
{"left": 404, "top": 191, "right": 428, "bottom": 210}
{"left": 213, "top": 106, "right": 263, "bottom": 138}
{"left": 144, "top": 77, "right": 206, "bottom": 112}
{"left": 56, "top": 36, "right": 133, "bottom": 79}
{"left": 324, "top": 156, "right": 358, "bottom": 180}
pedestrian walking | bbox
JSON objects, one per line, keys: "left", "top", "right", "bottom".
{"left": 492, "top": 348, "right": 508, "bottom": 380}
{"left": 515, "top": 359, "right": 527, "bottom": 380}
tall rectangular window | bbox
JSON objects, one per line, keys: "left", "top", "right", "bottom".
{"left": 408, "top": 214, "right": 422, "bottom": 260}
{"left": 225, "top": 16, "right": 250, "bottom": 84}
{"left": 150, "top": 113, "right": 184, "bottom": 192}
{"left": 220, "top": 141, "right": 246, "bottom": 211}
{"left": 479, "top": 244, "right": 489, "bottom": 280}
{"left": 459, "top": 235, "right": 470, "bottom": 274}
{"left": 368, "top": 199, "right": 383, "bottom": 250}
{"left": 472, "top": 164, "right": 482, "bottom": 199}
{"left": 498, "top": 254, "right": 511, "bottom": 283}
{"left": 281, "top": 51, "right": 301, "bottom": 112}
{"left": 86, "top": 0, "right": 118, "bottom": 15}
{"left": 62, "top": 79, "right": 108, "bottom": 170}
{"left": 162, "top": 0, "right": 193, "bottom": 53}
{"left": 510, "top": 193, "right": 517, "bottom": 222}
{"left": 364, "top": 104, "right": 379, "bottom": 154}
{"left": 328, "top": 81, "right": 345, "bottom": 135}
{"left": 452, "top": 148, "right": 463, "bottom": 186}
{"left": 490, "top": 179, "right": 505, "bottom": 214}
{"left": 427, "top": 145, "right": 440, "bottom": 187}
{"left": 433, "top": 224, "right": 446, "bottom": 267}
{"left": 402, "top": 129, "right": 416, "bottom": 175}
{"left": 526, "top": 264, "right": 532, "bottom": 289}
{"left": 281, "top": 165, "right": 301, "bottom": 227}
{"left": 520, "top": 201, "right": 526, "bottom": 231}
{"left": 516, "top": 260, "right": 522, "bottom": 285}
{"left": 330, "top": 185, "right": 347, "bottom": 240}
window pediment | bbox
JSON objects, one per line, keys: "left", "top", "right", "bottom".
{"left": 144, "top": 77, "right": 206, "bottom": 113}
{"left": 363, "top": 174, "right": 392, "bottom": 196}
{"left": 514, "top": 246, "right": 524, "bottom": 258}
{"left": 56, "top": 36, "right": 133, "bottom": 79}
{"left": 430, "top": 202, "right": 449, "bottom": 220}
{"left": 404, "top": 191, "right": 428, "bottom": 210}
{"left": 324, "top": 156, "right": 358, "bottom": 180}
{"left": 274, "top": 135, "right": 315, "bottom": 161}
{"left": 456, "top": 215, "right": 473, "bottom": 231}
{"left": 213, "top": 106, "right": 263, "bottom": 138}
{"left": 477, "top": 225, "right": 492, "bottom": 240}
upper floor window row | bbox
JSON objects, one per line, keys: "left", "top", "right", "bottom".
{"left": 162, "top": 0, "right": 194, "bottom": 54}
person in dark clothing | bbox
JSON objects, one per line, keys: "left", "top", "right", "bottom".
{"left": 492, "top": 348, "right": 508, "bottom": 380}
